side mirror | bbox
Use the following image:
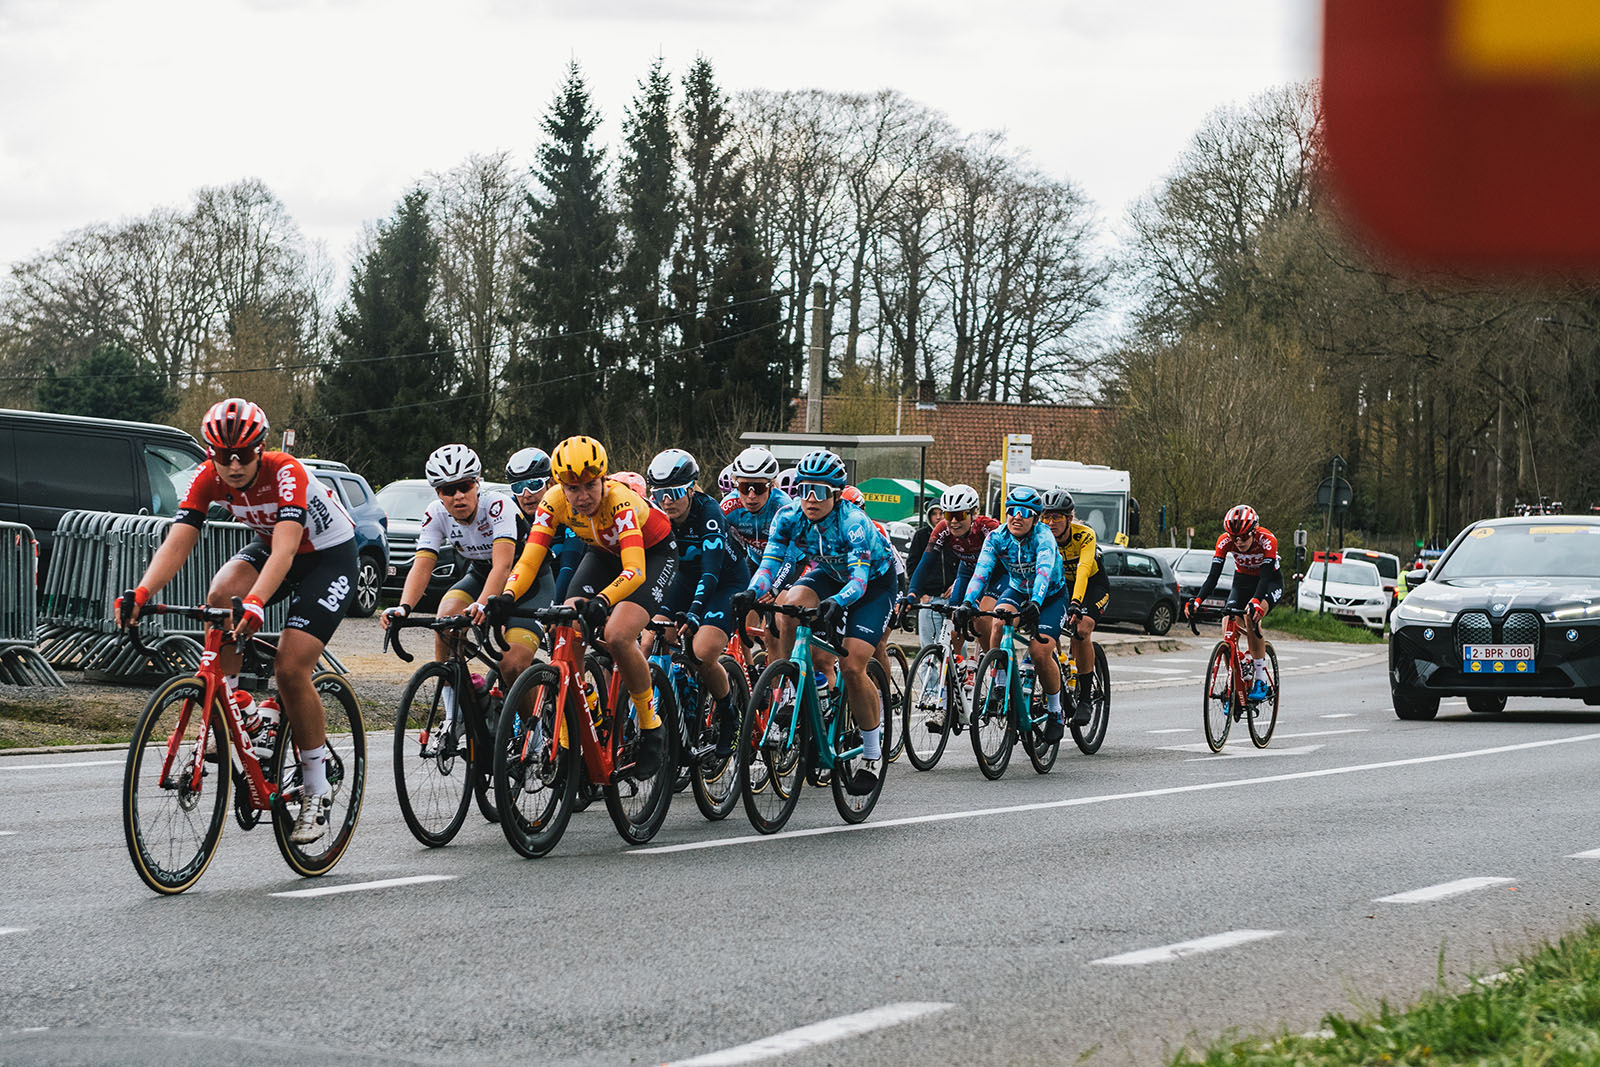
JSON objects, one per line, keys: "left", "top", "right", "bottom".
{"left": 1407, "top": 568, "right": 1428, "bottom": 586}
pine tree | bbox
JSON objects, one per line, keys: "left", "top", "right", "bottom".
{"left": 617, "top": 57, "right": 678, "bottom": 428}
{"left": 508, "top": 62, "right": 620, "bottom": 444}
{"left": 37, "top": 344, "right": 171, "bottom": 423}
{"left": 312, "top": 190, "right": 458, "bottom": 483}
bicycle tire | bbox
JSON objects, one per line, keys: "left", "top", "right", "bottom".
{"left": 493, "top": 663, "right": 578, "bottom": 858}
{"left": 1203, "top": 642, "right": 1234, "bottom": 752}
{"left": 272, "top": 671, "right": 366, "bottom": 878}
{"left": 883, "top": 643, "right": 909, "bottom": 762}
{"left": 1248, "top": 642, "right": 1280, "bottom": 748}
{"left": 471, "top": 684, "right": 501, "bottom": 826}
{"left": 832, "top": 658, "right": 891, "bottom": 823}
{"left": 1022, "top": 689, "right": 1059, "bottom": 775}
{"left": 740, "top": 658, "right": 806, "bottom": 834}
{"left": 691, "top": 655, "right": 747, "bottom": 821}
{"left": 605, "top": 662, "right": 678, "bottom": 845}
{"left": 902, "top": 644, "right": 953, "bottom": 771}
{"left": 969, "top": 648, "right": 1015, "bottom": 780}
{"left": 123, "top": 677, "right": 231, "bottom": 895}
{"left": 1070, "top": 643, "right": 1111, "bottom": 755}
{"left": 392, "top": 660, "right": 473, "bottom": 847}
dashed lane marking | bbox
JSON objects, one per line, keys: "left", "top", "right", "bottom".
{"left": 1146, "top": 728, "right": 1193, "bottom": 735}
{"left": 1182, "top": 744, "right": 1325, "bottom": 760}
{"left": 0, "top": 928, "right": 25, "bottom": 937}
{"left": 664, "top": 1002, "right": 955, "bottom": 1066}
{"left": 1374, "top": 877, "right": 1515, "bottom": 903}
{"left": 1273, "top": 729, "right": 1368, "bottom": 739}
{"left": 1091, "top": 929, "right": 1282, "bottom": 966}
{"left": 0, "top": 759, "right": 122, "bottom": 772}
{"left": 1320, "top": 713, "right": 1358, "bottom": 719}
{"left": 270, "top": 875, "right": 456, "bottom": 899}
{"left": 1566, "top": 847, "right": 1600, "bottom": 859}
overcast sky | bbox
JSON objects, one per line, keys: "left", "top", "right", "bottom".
{"left": 0, "top": 0, "right": 1319, "bottom": 279}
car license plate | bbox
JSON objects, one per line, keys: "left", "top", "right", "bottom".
{"left": 1462, "top": 644, "right": 1534, "bottom": 676}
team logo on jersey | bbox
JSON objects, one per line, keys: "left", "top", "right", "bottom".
{"left": 614, "top": 509, "right": 637, "bottom": 533}
{"left": 276, "top": 466, "right": 298, "bottom": 503}
{"left": 421, "top": 512, "right": 433, "bottom": 529}
{"left": 847, "top": 524, "right": 866, "bottom": 544}
{"left": 533, "top": 511, "right": 554, "bottom": 530}
{"left": 489, "top": 499, "right": 503, "bottom": 519}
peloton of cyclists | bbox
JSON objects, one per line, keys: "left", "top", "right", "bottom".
{"left": 1185, "top": 504, "right": 1282, "bottom": 701}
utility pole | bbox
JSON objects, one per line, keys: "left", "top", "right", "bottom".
{"left": 1319, "top": 455, "right": 1343, "bottom": 615}
{"left": 806, "top": 283, "right": 826, "bottom": 433}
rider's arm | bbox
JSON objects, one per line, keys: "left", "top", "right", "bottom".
{"left": 133, "top": 522, "right": 202, "bottom": 598}
{"left": 1194, "top": 556, "right": 1226, "bottom": 601}
{"left": 595, "top": 506, "right": 648, "bottom": 606}
{"left": 831, "top": 517, "right": 876, "bottom": 608}
{"left": 552, "top": 528, "right": 582, "bottom": 602}
{"left": 908, "top": 544, "right": 943, "bottom": 596}
{"left": 480, "top": 538, "right": 517, "bottom": 602}
{"left": 398, "top": 551, "right": 437, "bottom": 611}
{"left": 1030, "top": 532, "right": 1058, "bottom": 604}
{"left": 960, "top": 534, "right": 1000, "bottom": 606}
{"left": 748, "top": 511, "right": 796, "bottom": 596}
{"left": 1070, "top": 529, "right": 1097, "bottom": 604}
{"left": 504, "top": 504, "right": 558, "bottom": 600}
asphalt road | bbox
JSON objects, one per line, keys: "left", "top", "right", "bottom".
{"left": 3, "top": 636, "right": 1599, "bottom": 1066}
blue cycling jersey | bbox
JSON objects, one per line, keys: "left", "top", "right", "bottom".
{"left": 721, "top": 487, "right": 794, "bottom": 568}
{"left": 750, "top": 499, "right": 895, "bottom": 607}
{"left": 961, "top": 522, "right": 1065, "bottom": 605}
{"left": 673, "top": 490, "right": 745, "bottom": 607}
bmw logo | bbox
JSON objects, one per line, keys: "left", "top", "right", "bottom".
{"left": 1570, "top": 629, "right": 1580, "bottom": 642}
{"left": 1423, "top": 628, "right": 1435, "bottom": 641}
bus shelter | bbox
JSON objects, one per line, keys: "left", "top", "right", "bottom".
{"left": 739, "top": 433, "right": 937, "bottom": 523}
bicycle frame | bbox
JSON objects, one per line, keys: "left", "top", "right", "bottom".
{"left": 972, "top": 612, "right": 1050, "bottom": 735}
{"left": 758, "top": 616, "right": 863, "bottom": 772}
{"left": 533, "top": 616, "right": 639, "bottom": 787}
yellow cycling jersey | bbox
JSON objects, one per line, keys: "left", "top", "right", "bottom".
{"left": 505, "top": 479, "right": 672, "bottom": 605}
{"left": 1054, "top": 520, "right": 1101, "bottom": 604}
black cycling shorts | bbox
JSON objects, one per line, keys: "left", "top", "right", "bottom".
{"left": 232, "top": 538, "right": 357, "bottom": 645}
{"left": 1227, "top": 569, "right": 1284, "bottom": 614}
{"left": 567, "top": 539, "right": 679, "bottom": 616}
{"left": 1072, "top": 569, "right": 1112, "bottom": 624}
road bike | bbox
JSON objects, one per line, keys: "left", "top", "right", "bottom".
{"left": 1190, "top": 605, "right": 1279, "bottom": 751}
{"left": 121, "top": 601, "right": 365, "bottom": 894}
{"left": 1057, "top": 632, "right": 1111, "bottom": 755}
{"left": 962, "top": 607, "right": 1061, "bottom": 779}
{"left": 901, "top": 601, "right": 977, "bottom": 772}
{"left": 737, "top": 603, "right": 890, "bottom": 833}
{"left": 645, "top": 618, "right": 750, "bottom": 821}
{"left": 384, "top": 612, "right": 511, "bottom": 846}
{"left": 492, "top": 605, "right": 679, "bottom": 857}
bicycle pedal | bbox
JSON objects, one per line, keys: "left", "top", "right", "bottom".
{"left": 685, "top": 742, "right": 717, "bottom": 764}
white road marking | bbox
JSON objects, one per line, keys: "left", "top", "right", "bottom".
{"left": 1566, "top": 847, "right": 1600, "bottom": 859}
{"left": 0, "top": 759, "right": 122, "bottom": 772}
{"left": 1273, "top": 729, "right": 1368, "bottom": 739}
{"left": 1091, "top": 929, "right": 1281, "bottom": 966}
{"left": 1184, "top": 745, "right": 1325, "bottom": 760}
{"left": 1319, "top": 713, "right": 1357, "bottom": 719}
{"left": 0, "top": 831, "right": 16, "bottom": 836}
{"left": 1146, "top": 728, "right": 1194, "bottom": 735}
{"left": 634, "top": 731, "right": 1600, "bottom": 854}
{"left": 1117, "top": 666, "right": 1190, "bottom": 675}
{"left": 665, "top": 1002, "right": 954, "bottom": 1066}
{"left": 0, "top": 928, "right": 25, "bottom": 937}
{"left": 270, "top": 875, "right": 455, "bottom": 899}
{"left": 1374, "top": 877, "right": 1515, "bottom": 904}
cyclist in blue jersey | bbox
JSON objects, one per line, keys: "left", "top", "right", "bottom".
{"left": 951, "top": 485, "right": 1073, "bottom": 744}
{"left": 732, "top": 449, "right": 895, "bottom": 793}
{"left": 647, "top": 448, "right": 749, "bottom": 756}
{"left": 721, "top": 445, "right": 799, "bottom": 629}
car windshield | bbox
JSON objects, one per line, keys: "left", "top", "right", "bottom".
{"left": 1434, "top": 524, "right": 1600, "bottom": 579}
{"left": 375, "top": 482, "right": 435, "bottom": 522}
{"left": 1344, "top": 552, "right": 1399, "bottom": 579}
{"left": 1174, "top": 549, "right": 1235, "bottom": 576}
{"left": 1304, "top": 561, "right": 1380, "bottom": 586}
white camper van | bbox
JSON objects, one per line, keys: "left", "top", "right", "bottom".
{"left": 983, "top": 458, "right": 1139, "bottom": 547}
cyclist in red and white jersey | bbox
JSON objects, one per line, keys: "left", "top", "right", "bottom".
{"left": 1185, "top": 504, "right": 1282, "bottom": 700}
{"left": 115, "top": 398, "right": 356, "bottom": 844}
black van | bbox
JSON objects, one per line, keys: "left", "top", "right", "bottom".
{"left": 0, "top": 408, "right": 208, "bottom": 568}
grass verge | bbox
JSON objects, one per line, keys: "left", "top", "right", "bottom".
{"left": 1264, "top": 607, "right": 1384, "bottom": 645}
{"left": 1174, "top": 925, "right": 1600, "bottom": 1065}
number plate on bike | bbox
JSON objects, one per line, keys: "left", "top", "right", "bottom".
{"left": 1462, "top": 644, "right": 1534, "bottom": 676}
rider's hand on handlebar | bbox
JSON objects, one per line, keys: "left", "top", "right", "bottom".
{"left": 680, "top": 608, "right": 702, "bottom": 633}
{"left": 730, "top": 589, "right": 758, "bottom": 619}
{"left": 815, "top": 597, "right": 847, "bottom": 634}
{"left": 1247, "top": 597, "right": 1267, "bottom": 623}
{"left": 115, "top": 586, "right": 149, "bottom": 628}
{"left": 951, "top": 601, "right": 977, "bottom": 639}
{"left": 465, "top": 600, "right": 489, "bottom": 625}
{"left": 1016, "top": 599, "right": 1041, "bottom": 632}
{"left": 1183, "top": 597, "right": 1202, "bottom": 621}
{"left": 381, "top": 603, "right": 411, "bottom": 630}
{"left": 234, "top": 595, "right": 266, "bottom": 639}
{"left": 578, "top": 596, "right": 611, "bottom": 635}
{"left": 484, "top": 592, "right": 515, "bottom": 625}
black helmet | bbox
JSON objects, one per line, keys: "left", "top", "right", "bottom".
{"left": 1041, "top": 488, "right": 1074, "bottom": 514}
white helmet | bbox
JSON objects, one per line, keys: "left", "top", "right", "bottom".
{"left": 775, "top": 467, "right": 799, "bottom": 495}
{"left": 718, "top": 464, "right": 736, "bottom": 495}
{"left": 940, "top": 483, "right": 980, "bottom": 513}
{"left": 730, "top": 445, "right": 780, "bottom": 481}
{"left": 425, "top": 444, "right": 482, "bottom": 488}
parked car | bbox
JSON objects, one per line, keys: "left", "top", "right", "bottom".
{"left": 376, "top": 478, "right": 514, "bottom": 600}
{"left": 1339, "top": 547, "right": 1403, "bottom": 608}
{"left": 299, "top": 459, "right": 389, "bottom": 617}
{"left": 1100, "top": 547, "right": 1183, "bottom": 635}
{"left": 1147, "top": 546, "right": 1234, "bottom": 619}
{"left": 1296, "top": 559, "right": 1387, "bottom": 634}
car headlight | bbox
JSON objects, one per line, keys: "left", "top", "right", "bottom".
{"left": 1544, "top": 602, "right": 1600, "bottom": 622}
{"left": 1393, "top": 600, "right": 1451, "bottom": 624}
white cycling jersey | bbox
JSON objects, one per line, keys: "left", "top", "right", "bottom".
{"left": 416, "top": 490, "right": 520, "bottom": 562}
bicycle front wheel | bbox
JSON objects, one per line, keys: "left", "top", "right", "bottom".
{"left": 691, "top": 656, "right": 747, "bottom": 821}
{"left": 272, "top": 671, "right": 365, "bottom": 878}
{"left": 472, "top": 689, "right": 501, "bottom": 826}
{"left": 1248, "top": 643, "right": 1280, "bottom": 748}
{"left": 882, "top": 643, "right": 909, "bottom": 762}
{"left": 969, "top": 648, "right": 1015, "bottom": 780}
{"left": 740, "top": 658, "right": 806, "bottom": 834}
{"left": 493, "top": 664, "right": 578, "bottom": 858}
{"left": 123, "top": 677, "right": 230, "bottom": 895}
{"left": 902, "top": 645, "right": 953, "bottom": 771}
{"left": 832, "top": 658, "right": 890, "bottom": 824}
{"left": 1022, "top": 691, "right": 1059, "bottom": 775}
{"left": 1203, "top": 642, "right": 1235, "bottom": 752}
{"left": 1070, "top": 643, "right": 1111, "bottom": 755}
{"left": 392, "top": 661, "right": 473, "bottom": 847}
{"left": 605, "top": 662, "right": 678, "bottom": 845}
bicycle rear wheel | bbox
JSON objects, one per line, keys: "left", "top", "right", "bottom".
{"left": 392, "top": 661, "right": 473, "bottom": 847}
{"left": 740, "top": 659, "right": 806, "bottom": 834}
{"left": 493, "top": 664, "right": 578, "bottom": 858}
{"left": 832, "top": 659, "right": 891, "bottom": 823}
{"left": 272, "top": 672, "right": 366, "bottom": 878}
{"left": 902, "top": 645, "right": 953, "bottom": 771}
{"left": 1203, "top": 642, "right": 1235, "bottom": 752}
{"left": 882, "top": 643, "right": 909, "bottom": 762}
{"left": 1248, "top": 643, "right": 1280, "bottom": 748}
{"left": 123, "top": 677, "right": 230, "bottom": 895}
{"left": 969, "top": 648, "right": 1015, "bottom": 780}
{"left": 605, "top": 662, "right": 678, "bottom": 845}
{"left": 1070, "top": 644, "right": 1111, "bottom": 755}
{"left": 691, "top": 656, "right": 747, "bottom": 821}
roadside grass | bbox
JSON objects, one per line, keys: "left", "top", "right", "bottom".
{"left": 1264, "top": 607, "right": 1384, "bottom": 645}
{"left": 0, "top": 692, "right": 137, "bottom": 748}
{"left": 1173, "top": 926, "right": 1600, "bottom": 1065}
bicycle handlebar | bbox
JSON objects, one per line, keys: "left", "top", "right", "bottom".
{"left": 644, "top": 618, "right": 703, "bottom": 668}
{"left": 1186, "top": 603, "right": 1262, "bottom": 638}
{"left": 383, "top": 612, "right": 506, "bottom": 665}
{"left": 957, "top": 605, "right": 1041, "bottom": 641}
{"left": 120, "top": 600, "right": 247, "bottom": 657}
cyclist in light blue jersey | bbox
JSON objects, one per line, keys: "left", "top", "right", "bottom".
{"left": 951, "top": 484, "right": 1073, "bottom": 743}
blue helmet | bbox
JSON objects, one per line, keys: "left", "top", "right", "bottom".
{"left": 1005, "top": 484, "right": 1043, "bottom": 515}
{"left": 795, "top": 449, "right": 847, "bottom": 489}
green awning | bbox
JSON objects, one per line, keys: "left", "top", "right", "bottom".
{"left": 856, "top": 477, "right": 949, "bottom": 522}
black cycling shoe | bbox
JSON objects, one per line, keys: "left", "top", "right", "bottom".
{"left": 1071, "top": 693, "right": 1093, "bottom": 727}
{"left": 844, "top": 758, "right": 882, "bottom": 796}
{"left": 714, "top": 706, "right": 738, "bottom": 758}
{"left": 1041, "top": 715, "right": 1065, "bottom": 744}
{"left": 632, "top": 726, "right": 665, "bottom": 779}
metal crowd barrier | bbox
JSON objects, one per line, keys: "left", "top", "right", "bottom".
{"left": 34, "top": 511, "right": 346, "bottom": 682}
{"left": 0, "top": 522, "right": 64, "bottom": 687}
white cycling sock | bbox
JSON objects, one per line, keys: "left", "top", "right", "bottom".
{"left": 441, "top": 684, "right": 458, "bottom": 723}
{"left": 862, "top": 725, "right": 882, "bottom": 761}
{"left": 300, "top": 744, "right": 329, "bottom": 795}
{"left": 1046, "top": 689, "right": 1062, "bottom": 717}
{"left": 1253, "top": 659, "right": 1267, "bottom": 680}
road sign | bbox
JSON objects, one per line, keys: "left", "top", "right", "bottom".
{"left": 1293, "top": 527, "right": 1308, "bottom": 548}
{"left": 1324, "top": 0, "right": 1600, "bottom": 272}
{"left": 1316, "top": 477, "right": 1353, "bottom": 511}
{"left": 1005, "top": 433, "right": 1032, "bottom": 474}
{"left": 283, "top": 429, "right": 296, "bottom": 449}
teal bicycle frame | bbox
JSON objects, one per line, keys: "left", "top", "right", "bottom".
{"left": 759, "top": 618, "right": 865, "bottom": 771}
{"left": 971, "top": 609, "right": 1051, "bottom": 735}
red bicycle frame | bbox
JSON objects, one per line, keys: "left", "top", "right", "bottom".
{"left": 529, "top": 619, "right": 628, "bottom": 787}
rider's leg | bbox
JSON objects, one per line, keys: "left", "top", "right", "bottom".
{"left": 776, "top": 583, "right": 819, "bottom": 667}
{"left": 205, "top": 559, "right": 259, "bottom": 688}
{"left": 603, "top": 600, "right": 654, "bottom": 727}
{"left": 692, "top": 624, "right": 731, "bottom": 699}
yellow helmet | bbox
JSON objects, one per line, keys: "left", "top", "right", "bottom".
{"left": 551, "top": 435, "right": 608, "bottom": 485}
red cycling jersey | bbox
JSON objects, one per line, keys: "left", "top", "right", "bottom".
{"left": 176, "top": 452, "right": 356, "bottom": 554}
{"left": 1212, "top": 526, "right": 1280, "bottom": 576}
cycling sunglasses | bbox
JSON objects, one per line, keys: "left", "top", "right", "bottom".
{"left": 1006, "top": 505, "right": 1040, "bottom": 519}
{"left": 436, "top": 479, "right": 476, "bottom": 498}
{"left": 651, "top": 483, "right": 695, "bottom": 504}
{"left": 511, "top": 477, "right": 549, "bottom": 496}
{"left": 1042, "top": 510, "right": 1071, "bottom": 521}
{"left": 944, "top": 509, "right": 972, "bottom": 522}
{"left": 209, "top": 446, "right": 260, "bottom": 467}
{"left": 796, "top": 482, "right": 835, "bottom": 502}
{"left": 736, "top": 481, "right": 771, "bottom": 496}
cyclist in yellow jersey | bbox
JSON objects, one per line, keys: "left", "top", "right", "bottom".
{"left": 489, "top": 436, "right": 679, "bottom": 777}
{"left": 1040, "top": 488, "right": 1110, "bottom": 726}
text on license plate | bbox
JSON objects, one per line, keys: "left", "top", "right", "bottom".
{"left": 1462, "top": 643, "right": 1534, "bottom": 675}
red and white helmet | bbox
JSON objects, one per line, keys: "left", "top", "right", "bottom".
{"left": 1224, "top": 504, "right": 1259, "bottom": 538}
{"left": 613, "top": 471, "right": 647, "bottom": 497}
{"left": 201, "top": 398, "right": 270, "bottom": 451}
{"left": 841, "top": 485, "right": 865, "bottom": 506}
